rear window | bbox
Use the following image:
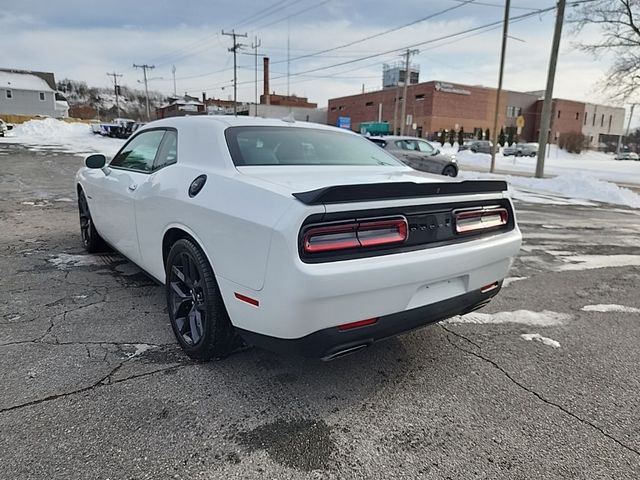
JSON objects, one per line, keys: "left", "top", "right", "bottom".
{"left": 225, "top": 126, "right": 403, "bottom": 167}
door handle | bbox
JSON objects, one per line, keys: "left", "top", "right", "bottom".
{"left": 128, "top": 184, "right": 138, "bottom": 191}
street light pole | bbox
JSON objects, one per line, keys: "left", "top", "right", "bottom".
{"left": 535, "top": 0, "right": 566, "bottom": 178}
{"left": 490, "top": 0, "right": 510, "bottom": 173}
{"left": 400, "top": 48, "right": 418, "bottom": 136}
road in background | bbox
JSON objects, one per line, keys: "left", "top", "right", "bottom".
{"left": 1, "top": 144, "right": 639, "bottom": 479}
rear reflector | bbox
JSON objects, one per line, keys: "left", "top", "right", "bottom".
{"left": 234, "top": 292, "right": 259, "bottom": 307}
{"left": 454, "top": 207, "right": 508, "bottom": 234}
{"left": 337, "top": 318, "right": 378, "bottom": 332}
{"left": 480, "top": 281, "right": 500, "bottom": 293}
{"left": 304, "top": 217, "right": 407, "bottom": 253}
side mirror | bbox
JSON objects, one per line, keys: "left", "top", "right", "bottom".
{"left": 85, "top": 154, "right": 106, "bottom": 169}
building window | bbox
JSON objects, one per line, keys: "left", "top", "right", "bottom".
{"left": 330, "top": 106, "right": 337, "bottom": 112}
{"left": 338, "top": 106, "right": 344, "bottom": 111}
{"left": 601, "top": 114, "right": 604, "bottom": 127}
{"left": 415, "top": 94, "right": 425, "bottom": 101}
{"left": 557, "top": 110, "right": 561, "bottom": 119}
{"left": 608, "top": 115, "right": 612, "bottom": 132}
{"left": 584, "top": 113, "right": 587, "bottom": 125}
{"left": 39, "top": 92, "right": 46, "bottom": 101}
{"left": 592, "top": 113, "right": 596, "bottom": 126}
{"left": 506, "top": 106, "right": 521, "bottom": 118}
{"left": 365, "top": 101, "right": 373, "bottom": 107}
{"left": 575, "top": 112, "right": 579, "bottom": 120}
{"left": 5, "top": 89, "right": 12, "bottom": 99}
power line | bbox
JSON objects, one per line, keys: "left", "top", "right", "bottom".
{"left": 271, "top": 0, "right": 475, "bottom": 65}
{"left": 236, "top": 0, "right": 306, "bottom": 30}
{"left": 231, "top": 0, "right": 293, "bottom": 29}
{"left": 252, "top": 0, "right": 332, "bottom": 31}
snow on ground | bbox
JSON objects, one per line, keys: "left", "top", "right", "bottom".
{"left": 446, "top": 310, "right": 570, "bottom": 326}
{"left": 520, "top": 333, "right": 561, "bottom": 348}
{"left": 581, "top": 304, "right": 640, "bottom": 313}
{"left": 439, "top": 143, "right": 640, "bottom": 186}
{"left": 554, "top": 254, "right": 640, "bottom": 271}
{"left": 502, "top": 277, "right": 528, "bottom": 287}
{"left": 0, "top": 118, "right": 124, "bottom": 156}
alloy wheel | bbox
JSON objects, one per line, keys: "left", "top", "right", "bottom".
{"left": 169, "top": 252, "right": 207, "bottom": 346}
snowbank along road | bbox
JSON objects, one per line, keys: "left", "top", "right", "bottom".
{"left": 1, "top": 142, "right": 639, "bottom": 479}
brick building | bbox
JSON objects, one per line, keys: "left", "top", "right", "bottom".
{"left": 328, "top": 80, "right": 624, "bottom": 145}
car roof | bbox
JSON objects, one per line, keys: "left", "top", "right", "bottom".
{"left": 377, "top": 135, "right": 431, "bottom": 141}
{"left": 141, "top": 115, "right": 350, "bottom": 134}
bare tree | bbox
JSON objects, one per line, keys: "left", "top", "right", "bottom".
{"left": 571, "top": 0, "right": 640, "bottom": 100}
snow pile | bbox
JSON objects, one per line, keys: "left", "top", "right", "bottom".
{"left": 505, "top": 172, "right": 640, "bottom": 208}
{"left": 460, "top": 170, "right": 640, "bottom": 208}
{"left": 581, "top": 304, "right": 640, "bottom": 313}
{"left": 520, "top": 333, "right": 561, "bottom": 348}
{"left": 447, "top": 309, "right": 570, "bottom": 326}
{"left": 0, "top": 118, "right": 124, "bottom": 156}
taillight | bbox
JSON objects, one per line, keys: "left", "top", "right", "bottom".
{"left": 303, "top": 217, "right": 407, "bottom": 253}
{"left": 454, "top": 207, "right": 508, "bottom": 234}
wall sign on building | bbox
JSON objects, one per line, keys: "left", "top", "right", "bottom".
{"left": 434, "top": 82, "right": 471, "bottom": 96}
{"left": 337, "top": 116, "right": 351, "bottom": 129}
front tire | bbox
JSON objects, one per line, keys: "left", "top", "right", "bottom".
{"left": 442, "top": 165, "right": 458, "bottom": 177}
{"left": 78, "top": 189, "right": 105, "bottom": 253}
{"left": 166, "top": 239, "right": 235, "bottom": 361}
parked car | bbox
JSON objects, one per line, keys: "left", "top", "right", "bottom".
{"left": 0, "top": 118, "right": 14, "bottom": 137}
{"left": 91, "top": 118, "right": 137, "bottom": 138}
{"left": 458, "top": 140, "right": 493, "bottom": 154}
{"left": 615, "top": 152, "right": 639, "bottom": 161}
{"left": 503, "top": 143, "right": 539, "bottom": 157}
{"left": 368, "top": 135, "right": 458, "bottom": 177}
{"left": 76, "top": 117, "right": 521, "bottom": 361}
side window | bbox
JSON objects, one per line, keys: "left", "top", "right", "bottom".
{"left": 110, "top": 130, "right": 165, "bottom": 172}
{"left": 153, "top": 130, "right": 178, "bottom": 170}
{"left": 416, "top": 141, "right": 434, "bottom": 154}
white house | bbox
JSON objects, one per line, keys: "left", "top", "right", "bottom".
{"left": 0, "top": 69, "right": 62, "bottom": 118}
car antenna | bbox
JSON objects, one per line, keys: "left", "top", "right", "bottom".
{"left": 282, "top": 112, "right": 295, "bottom": 123}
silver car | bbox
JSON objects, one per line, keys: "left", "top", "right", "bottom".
{"left": 368, "top": 136, "right": 458, "bottom": 177}
{"left": 503, "top": 143, "right": 538, "bottom": 157}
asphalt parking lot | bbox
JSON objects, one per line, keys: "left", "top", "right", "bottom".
{"left": 1, "top": 143, "right": 639, "bottom": 479}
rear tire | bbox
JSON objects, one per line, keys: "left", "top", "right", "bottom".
{"left": 78, "top": 189, "right": 106, "bottom": 253}
{"left": 165, "top": 239, "right": 235, "bottom": 361}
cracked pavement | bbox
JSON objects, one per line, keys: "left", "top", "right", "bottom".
{"left": 1, "top": 143, "right": 639, "bottom": 479}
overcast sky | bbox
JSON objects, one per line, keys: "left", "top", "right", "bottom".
{"left": 1, "top": 0, "right": 619, "bottom": 110}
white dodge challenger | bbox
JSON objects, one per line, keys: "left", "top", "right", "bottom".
{"left": 76, "top": 116, "right": 521, "bottom": 361}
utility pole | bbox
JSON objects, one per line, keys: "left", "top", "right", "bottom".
{"left": 172, "top": 65, "right": 177, "bottom": 97}
{"left": 251, "top": 36, "right": 262, "bottom": 116}
{"left": 400, "top": 49, "right": 419, "bottom": 136}
{"left": 617, "top": 103, "right": 636, "bottom": 155}
{"left": 222, "top": 29, "right": 248, "bottom": 116}
{"left": 535, "top": 0, "right": 566, "bottom": 178}
{"left": 106, "top": 71, "right": 123, "bottom": 117}
{"left": 490, "top": 0, "right": 510, "bottom": 173}
{"left": 133, "top": 64, "right": 155, "bottom": 121}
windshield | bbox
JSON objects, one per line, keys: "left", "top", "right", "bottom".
{"left": 225, "top": 126, "right": 403, "bottom": 167}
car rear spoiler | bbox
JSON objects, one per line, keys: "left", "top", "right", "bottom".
{"left": 292, "top": 180, "right": 508, "bottom": 205}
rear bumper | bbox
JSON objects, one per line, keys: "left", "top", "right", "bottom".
{"left": 237, "top": 283, "right": 499, "bottom": 359}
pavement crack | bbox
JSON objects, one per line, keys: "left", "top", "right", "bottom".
{"left": 440, "top": 325, "right": 640, "bottom": 459}
{"left": 0, "top": 362, "right": 188, "bottom": 414}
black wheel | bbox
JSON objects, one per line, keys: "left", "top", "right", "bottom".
{"left": 442, "top": 165, "right": 458, "bottom": 177}
{"left": 78, "top": 189, "right": 105, "bottom": 253}
{"left": 166, "top": 239, "right": 235, "bottom": 361}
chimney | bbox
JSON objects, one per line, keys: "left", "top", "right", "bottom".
{"left": 202, "top": 92, "right": 207, "bottom": 103}
{"left": 263, "top": 57, "right": 270, "bottom": 105}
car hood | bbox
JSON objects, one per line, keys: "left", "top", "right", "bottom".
{"left": 236, "top": 165, "right": 446, "bottom": 193}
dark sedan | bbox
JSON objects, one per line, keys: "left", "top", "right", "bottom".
{"left": 368, "top": 136, "right": 458, "bottom": 177}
